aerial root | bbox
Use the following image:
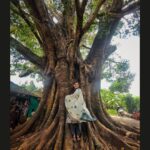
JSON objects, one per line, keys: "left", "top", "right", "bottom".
{"left": 39, "top": 82, "right": 57, "bottom": 130}
{"left": 63, "top": 124, "right": 74, "bottom": 150}
{"left": 18, "top": 132, "right": 40, "bottom": 150}
{"left": 14, "top": 116, "right": 59, "bottom": 150}
{"left": 91, "top": 122, "right": 111, "bottom": 149}
{"left": 95, "top": 120, "right": 139, "bottom": 150}
{"left": 87, "top": 123, "right": 106, "bottom": 149}
{"left": 54, "top": 121, "right": 65, "bottom": 150}
{"left": 44, "top": 127, "right": 58, "bottom": 150}
{"left": 35, "top": 116, "right": 59, "bottom": 150}
{"left": 43, "top": 91, "right": 59, "bottom": 128}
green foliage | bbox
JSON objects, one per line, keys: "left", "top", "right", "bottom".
{"left": 21, "top": 81, "right": 38, "bottom": 92}
{"left": 107, "top": 109, "right": 118, "bottom": 116}
{"left": 116, "top": 61, "right": 129, "bottom": 72}
{"left": 101, "top": 89, "right": 140, "bottom": 114}
{"left": 10, "top": 8, "right": 44, "bottom": 77}
{"left": 10, "top": 10, "right": 44, "bottom": 57}
{"left": 109, "top": 74, "right": 134, "bottom": 93}
{"left": 102, "top": 58, "right": 135, "bottom": 93}
{"left": 10, "top": 48, "right": 43, "bottom": 82}
{"left": 10, "top": 0, "right": 139, "bottom": 90}
{"left": 123, "top": 94, "right": 140, "bottom": 113}
{"left": 133, "top": 96, "right": 140, "bottom": 111}
{"left": 101, "top": 89, "right": 126, "bottom": 110}
{"left": 115, "top": 12, "right": 140, "bottom": 38}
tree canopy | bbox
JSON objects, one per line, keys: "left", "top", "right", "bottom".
{"left": 102, "top": 58, "right": 135, "bottom": 93}
{"left": 10, "top": 0, "right": 140, "bottom": 80}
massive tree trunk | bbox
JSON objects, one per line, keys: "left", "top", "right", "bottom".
{"left": 10, "top": 55, "right": 140, "bottom": 150}
{"left": 10, "top": 0, "right": 140, "bottom": 149}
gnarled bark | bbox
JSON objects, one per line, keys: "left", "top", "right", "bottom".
{"left": 10, "top": 57, "right": 140, "bottom": 150}
{"left": 10, "top": 0, "right": 140, "bottom": 149}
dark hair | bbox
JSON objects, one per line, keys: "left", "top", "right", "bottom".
{"left": 72, "top": 80, "right": 80, "bottom": 85}
{"left": 69, "top": 80, "right": 80, "bottom": 94}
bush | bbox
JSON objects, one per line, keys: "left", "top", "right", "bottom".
{"left": 101, "top": 89, "right": 140, "bottom": 114}
{"left": 123, "top": 94, "right": 140, "bottom": 113}
{"left": 101, "top": 89, "right": 126, "bottom": 109}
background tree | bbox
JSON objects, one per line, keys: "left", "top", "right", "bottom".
{"left": 101, "top": 89, "right": 140, "bottom": 115}
{"left": 101, "top": 89, "right": 126, "bottom": 109}
{"left": 102, "top": 57, "right": 135, "bottom": 93}
{"left": 10, "top": 0, "right": 140, "bottom": 149}
{"left": 123, "top": 94, "right": 140, "bottom": 113}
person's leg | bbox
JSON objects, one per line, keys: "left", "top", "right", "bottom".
{"left": 69, "top": 124, "right": 76, "bottom": 141}
{"left": 75, "top": 123, "right": 81, "bottom": 141}
{"left": 69, "top": 123, "right": 75, "bottom": 135}
{"left": 81, "top": 122, "right": 88, "bottom": 140}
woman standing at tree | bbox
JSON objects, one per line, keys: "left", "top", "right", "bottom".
{"left": 65, "top": 81, "right": 96, "bottom": 142}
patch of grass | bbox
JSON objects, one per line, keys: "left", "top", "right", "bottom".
{"left": 107, "top": 109, "right": 118, "bottom": 116}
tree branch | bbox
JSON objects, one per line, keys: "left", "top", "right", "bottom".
{"left": 74, "top": 0, "right": 88, "bottom": 45}
{"left": 75, "top": 0, "right": 82, "bottom": 31}
{"left": 85, "top": 0, "right": 139, "bottom": 65}
{"left": 81, "top": 0, "right": 88, "bottom": 12}
{"left": 10, "top": 36, "right": 44, "bottom": 68}
{"left": 103, "top": 45, "right": 117, "bottom": 62}
{"left": 19, "top": 69, "right": 33, "bottom": 77}
{"left": 85, "top": 17, "right": 120, "bottom": 67}
{"left": 23, "top": 0, "right": 51, "bottom": 23}
{"left": 23, "top": 0, "right": 57, "bottom": 46}
{"left": 10, "top": 2, "right": 43, "bottom": 47}
{"left": 82, "top": 44, "right": 91, "bottom": 50}
{"left": 61, "top": 1, "right": 75, "bottom": 34}
{"left": 19, "top": 68, "right": 43, "bottom": 78}
{"left": 82, "top": 0, "right": 106, "bottom": 34}
{"left": 121, "top": 0, "right": 140, "bottom": 16}
{"left": 75, "top": 0, "right": 88, "bottom": 32}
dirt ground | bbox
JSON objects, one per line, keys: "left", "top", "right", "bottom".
{"left": 111, "top": 116, "right": 140, "bottom": 129}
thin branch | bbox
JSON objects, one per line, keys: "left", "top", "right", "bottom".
{"left": 82, "top": 0, "right": 106, "bottom": 34}
{"left": 121, "top": 0, "right": 140, "bottom": 16}
{"left": 82, "top": 44, "right": 91, "bottom": 50}
{"left": 19, "top": 68, "right": 43, "bottom": 78}
{"left": 45, "top": 0, "right": 63, "bottom": 22}
{"left": 97, "top": 0, "right": 140, "bottom": 19}
{"left": 19, "top": 69, "right": 33, "bottom": 77}
{"left": 10, "top": 36, "right": 44, "bottom": 68}
{"left": 23, "top": 0, "right": 50, "bottom": 23}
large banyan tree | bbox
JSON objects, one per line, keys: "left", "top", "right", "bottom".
{"left": 10, "top": 0, "right": 140, "bottom": 149}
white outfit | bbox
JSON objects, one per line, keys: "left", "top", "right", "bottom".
{"left": 65, "top": 88, "right": 96, "bottom": 123}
